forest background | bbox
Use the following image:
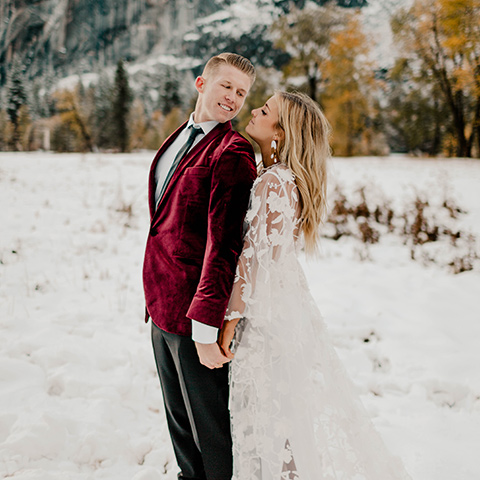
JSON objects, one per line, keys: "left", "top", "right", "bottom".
{"left": 0, "top": 0, "right": 479, "bottom": 158}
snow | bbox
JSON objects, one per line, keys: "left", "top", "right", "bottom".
{"left": 1, "top": 152, "right": 479, "bottom": 479}
{"left": 192, "top": 2, "right": 277, "bottom": 39}
{"left": 56, "top": 73, "right": 103, "bottom": 92}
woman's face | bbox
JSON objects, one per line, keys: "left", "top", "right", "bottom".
{"left": 245, "top": 95, "right": 280, "bottom": 146}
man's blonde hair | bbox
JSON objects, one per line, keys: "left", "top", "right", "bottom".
{"left": 202, "top": 53, "right": 256, "bottom": 83}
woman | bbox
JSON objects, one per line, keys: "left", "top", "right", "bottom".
{"left": 218, "top": 92, "right": 412, "bottom": 480}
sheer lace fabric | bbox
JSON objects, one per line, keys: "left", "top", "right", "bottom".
{"left": 226, "top": 165, "right": 412, "bottom": 480}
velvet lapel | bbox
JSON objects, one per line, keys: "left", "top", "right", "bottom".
{"left": 152, "top": 121, "right": 232, "bottom": 222}
{"left": 148, "top": 121, "right": 188, "bottom": 218}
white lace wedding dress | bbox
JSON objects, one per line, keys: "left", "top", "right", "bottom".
{"left": 225, "top": 164, "right": 412, "bottom": 480}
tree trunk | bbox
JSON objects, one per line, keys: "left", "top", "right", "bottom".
{"left": 453, "top": 92, "right": 469, "bottom": 157}
{"left": 429, "top": 22, "right": 471, "bottom": 157}
{"left": 468, "top": 97, "right": 480, "bottom": 158}
{"left": 476, "top": 119, "right": 480, "bottom": 158}
{"left": 308, "top": 74, "right": 317, "bottom": 103}
{"left": 73, "top": 106, "right": 93, "bottom": 152}
{"left": 430, "top": 95, "right": 442, "bottom": 156}
{"left": 346, "top": 100, "right": 354, "bottom": 157}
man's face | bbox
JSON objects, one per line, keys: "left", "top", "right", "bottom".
{"left": 194, "top": 64, "right": 252, "bottom": 124}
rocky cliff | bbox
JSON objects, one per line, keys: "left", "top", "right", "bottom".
{"left": 0, "top": 0, "right": 233, "bottom": 84}
{"left": 0, "top": 0, "right": 393, "bottom": 91}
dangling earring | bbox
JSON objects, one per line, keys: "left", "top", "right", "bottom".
{"left": 270, "top": 139, "right": 279, "bottom": 164}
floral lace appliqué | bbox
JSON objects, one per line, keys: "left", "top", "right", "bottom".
{"left": 225, "top": 164, "right": 411, "bottom": 480}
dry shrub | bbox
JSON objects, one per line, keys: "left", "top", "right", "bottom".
{"left": 448, "top": 235, "right": 477, "bottom": 274}
{"left": 357, "top": 218, "right": 380, "bottom": 244}
{"left": 324, "top": 186, "right": 382, "bottom": 245}
{"left": 326, "top": 187, "right": 353, "bottom": 241}
{"left": 324, "top": 184, "right": 478, "bottom": 273}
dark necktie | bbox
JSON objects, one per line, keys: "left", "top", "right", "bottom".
{"left": 156, "top": 125, "right": 203, "bottom": 208}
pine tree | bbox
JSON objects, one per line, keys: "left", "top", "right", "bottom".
{"left": 159, "top": 66, "right": 181, "bottom": 115}
{"left": 94, "top": 72, "right": 114, "bottom": 150}
{"left": 111, "top": 59, "right": 132, "bottom": 152}
{"left": 17, "top": 105, "right": 32, "bottom": 150}
{"left": 335, "top": 0, "right": 368, "bottom": 7}
{"left": 29, "top": 80, "right": 43, "bottom": 120}
{"left": 6, "top": 56, "right": 28, "bottom": 149}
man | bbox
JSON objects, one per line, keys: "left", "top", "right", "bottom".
{"left": 143, "top": 53, "right": 257, "bottom": 480}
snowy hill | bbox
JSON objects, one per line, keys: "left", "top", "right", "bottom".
{"left": 0, "top": 0, "right": 411, "bottom": 89}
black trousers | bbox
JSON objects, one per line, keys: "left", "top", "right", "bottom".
{"left": 151, "top": 323, "right": 232, "bottom": 480}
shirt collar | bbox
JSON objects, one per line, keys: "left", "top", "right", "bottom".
{"left": 187, "top": 112, "right": 219, "bottom": 136}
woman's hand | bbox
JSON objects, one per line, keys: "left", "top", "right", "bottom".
{"left": 195, "top": 342, "right": 231, "bottom": 369}
{"left": 218, "top": 318, "right": 240, "bottom": 359}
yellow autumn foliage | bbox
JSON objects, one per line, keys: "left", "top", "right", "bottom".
{"left": 392, "top": 0, "right": 480, "bottom": 156}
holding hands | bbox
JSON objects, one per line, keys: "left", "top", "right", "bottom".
{"left": 217, "top": 318, "right": 240, "bottom": 360}
{"left": 195, "top": 318, "right": 240, "bottom": 369}
{"left": 195, "top": 342, "right": 230, "bottom": 369}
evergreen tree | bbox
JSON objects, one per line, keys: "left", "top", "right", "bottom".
{"left": 43, "top": 72, "right": 57, "bottom": 118}
{"left": 29, "top": 80, "right": 43, "bottom": 120}
{"left": 331, "top": 0, "right": 368, "bottom": 6}
{"left": 94, "top": 72, "right": 114, "bottom": 150}
{"left": 6, "top": 56, "right": 28, "bottom": 149}
{"left": 274, "top": 0, "right": 368, "bottom": 12}
{"left": 6, "top": 57, "right": 27, "bottom": 125}
{"left": 159, "top": 66, "right": 181, "bottom": 115}
{"left": 17, "top": 105, "right": 32, "bottom": 151}
{"left": 111, "top": 59, "right": 132, "bottom": 152}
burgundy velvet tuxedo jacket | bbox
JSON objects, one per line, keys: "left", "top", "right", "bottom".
{"left": 143, "top": 120, "right": 257, "bottom": 337}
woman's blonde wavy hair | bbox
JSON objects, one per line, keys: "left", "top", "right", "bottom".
{"left": 275, "top": 91, "right": 331, "bottom": 255}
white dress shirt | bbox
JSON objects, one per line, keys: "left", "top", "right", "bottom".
{"left": 154, "top": 113, "right": 218, "bottom": 207}
{"left": 154, "top": 113, "right": 219, "bottom": 344}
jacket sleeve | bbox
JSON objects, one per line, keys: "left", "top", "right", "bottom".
{"left": 186, "top": 137, "right": 257, "bottom": 329}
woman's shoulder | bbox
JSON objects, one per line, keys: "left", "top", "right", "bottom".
{"left": 256, "top": 163, "right": 296, "bottom": 188}
{"left": 251, "top": 164, "right": 298, "bottom": 209}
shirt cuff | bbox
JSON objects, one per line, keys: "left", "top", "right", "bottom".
{"left": 191, "top": 320, "right": 218, "bottom": 344}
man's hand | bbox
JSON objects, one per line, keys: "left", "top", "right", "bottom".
{"left": 195, "top": 342, "right": 231, "bottom": 369}
{"left": 218, "top": 319, "right": 240, "bottom": 360}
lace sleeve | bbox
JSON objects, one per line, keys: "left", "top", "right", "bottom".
{"left": 225, "top": 167, "right": 300, "bottom": 321}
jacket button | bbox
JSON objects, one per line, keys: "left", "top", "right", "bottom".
{"left": 150, "top": 228, "right": 158, "bottom": 237}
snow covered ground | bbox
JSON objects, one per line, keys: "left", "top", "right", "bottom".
{"left": 0, "top": 152, "right": 479, "bottom": 480}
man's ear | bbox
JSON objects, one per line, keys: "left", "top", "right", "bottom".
{"left": 195, "top": 76, "right": 206, "bottom": 94}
